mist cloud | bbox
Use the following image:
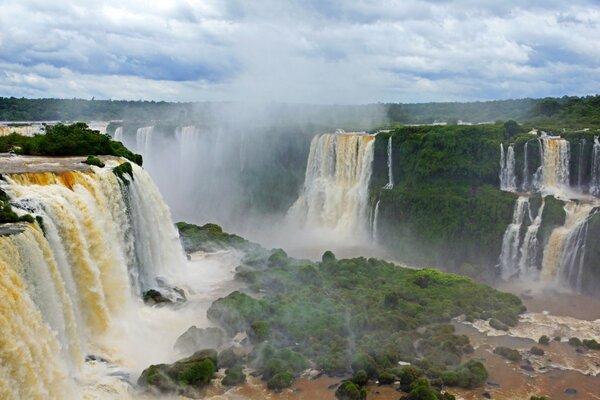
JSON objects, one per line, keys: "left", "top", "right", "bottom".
{"left": 0, "top": 0, "right": 599, "bottom": 103}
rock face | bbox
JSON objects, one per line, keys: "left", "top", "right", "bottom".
{"left": 137, "top": 349, "right": 217, "bottom": 398}
{"left": 174, "top": 326, "right": 225, "bottom": 355}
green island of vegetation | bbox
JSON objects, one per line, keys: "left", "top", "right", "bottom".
{"left": 137, "top": 222, "right": 525, "bottom": 399}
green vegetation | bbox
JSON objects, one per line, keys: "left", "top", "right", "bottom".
{"left": 175, "top": 222, "right": 258, "bottom": 253}
{"left": 204, "top": 237, "right": 523, "bottom": 392}
{"left": 221, "top": 366, "right": 246, "bottom": 386}
{"left": 493, "top": 346, "right": 521, "bottom": 362}
{"left": 82, "top": 155, "right": 105, "bottom": 168}
{"left": 335, "top": 381, "right": 367, "bottom": 400}
{"left": 0, "top": 189, "right": 37, "bottom": 225}
{"left": 0, "top": 123, "right": 142, "bottom": 165}
{"left": 538, "top": 335, "right": 550, "bottom": 345}
{"left": 138, "top": 349, "right": 217, "bottom": 396}
{"left": 373, "top": 125, "right": 517, "bottom": 271}
{"left": 112, "top": 162, "right": 133, "bottom": 183}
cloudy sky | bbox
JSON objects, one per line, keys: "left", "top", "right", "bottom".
{"left": 0, "top": 0, "right": 599, "bottom": 103}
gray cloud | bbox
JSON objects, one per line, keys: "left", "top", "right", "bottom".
{"left": 0, "top": 0, "right": 599, "bottom": 103}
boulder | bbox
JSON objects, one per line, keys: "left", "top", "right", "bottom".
{"left": 174, "top": 326, "right": 225, "bottom": 355}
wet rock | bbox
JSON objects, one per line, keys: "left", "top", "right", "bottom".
{"left": 327, "top": 383, "right": 339, "bottom": 390}
{"left": 174, "top": 326, "right": 225, "bottom": 355}
{"left": 565, "top": 388, "right": 577, "bottom": 395}
{"left": 486, "top": 380, "right": 500, "bottom": 387}
{"left": 530, "top": 346, "right": 545, "bottom": 356}
{"left": 138, "top": 349, "right": 217, "bottom": 398}
{"left": 519, "top": 360, "right": 534, "bottom": 372}
{"left": 142, "top": 289, "right": 172, "bottom": 305}
{"left": 482, "top": 392, "right": 492, "bottom": 399}
{"left": 233, "top": 331, "right": 250, "bottom": 346}
{"left": 85, "top": 354, "right": 110, "bottom": 363}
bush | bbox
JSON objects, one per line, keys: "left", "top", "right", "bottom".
{"left": 538, "top": 335, "right": 550, "bottom": 345}
{"left": 218, "top": 348, "right": 243, "bottom": 369}
{"left": 583, "top": 339, "right": 600, "bottom": 350}
{"left": 267, "top": 371, "right": 294, "bottom": 390}
{"left": 398, "top": 365, "right": 423, "bottom": 386}
{"left": 113, "top": 162, "right": 133, "bottom": 183}
{"left": 335, "top": 381, "right": 367, "bottom": 400}
{"left": 451, "top": 360, "right": 488, "bottom": 389}
{"left": 177, "top": 358, "right": 216, "bottom": 386}
{"left": 568, "top": 337, "right": 582, "bottom": 347}
{"left": 82, "top": 155, "right": 105, "bottom": 167}
{"left": 377, "top": 370, "right": 395, "bottom": 385}
{"left": 493, "top": 346, "right": 521, "bottom": 362}
{"left": 351, "top": 370, "right": 368, "bottom": 386}
{"left": 489, "top": 318, "right": 509, "bottom": 331}
{"left": 251, "top": 320, "right": 270, "bottom": 342}
{"left": 221, "top": 366, "right": 246, "bottom": 386}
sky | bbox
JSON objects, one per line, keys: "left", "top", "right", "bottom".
{"left": 0, "top": 0, "right": 599, "bottom": 104}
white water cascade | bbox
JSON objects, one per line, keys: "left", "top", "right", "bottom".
{"left": 0, "top": 158, "right": 188, "bottom": 398}
{"left": 517, "top": 199, "right": 545, "bottom": 278}
{"left": 383, "top": 136, "right": 394, "bottom": 189}
{"left": 499, "top": 196, "right": 530, "bottom": 279}
{"left": 590, "top": 136, "right": 600, "bottom": 196}
{"left": 577, "top": 139, "right": 586, "bottom": 190}
{"left": 136, "top": 127, "right": 154, "bottom": 163}
{"left": 499, "top": 143, "right": 517, "bottom": 192}
{"left": 114, "top": 126, "right": 123, "bottom": 142}
{"left": 371, "top": 199, "right": 380, "bottom": 241}
{"left": 539, "top": 135, "right": 570, "bottom": 193}
{"left": 287, "top": 132, "right": 376, "bottom": 241}
{"left": 522, "top": 141, "right": 530, "bottom": 191}
{"left": 541, "top": 202, "right": 596, "bottom": 291}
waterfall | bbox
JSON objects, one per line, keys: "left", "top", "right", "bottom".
{"left": 578, "top": 139, "right": 586, "bottom": 190}
{"left": 499, "top": 143, "right": 517, "bottom": 192}
{"left": 136, "top": 126, "right": 154, "bottom": 161}
{"left": 371, "top": 199, "right": 380, "bottom": 241}
{"left": 522, "top": 141, "right": 530, "bottom": 191}
{"left": 590, "top": 136, "right": 600, "bottom": 196}
{"left": 383, "top": 136, "right": 394, "bottom": 189}
{"left": 539, "top": 135, "right": 570, "bottom": 192}
{"left": 288, "top": 132, "right": 376, "bottom": 241}
{"left": 114, "top": 126, "right": 123, "bottom": 142}
{"left": 541, "top": 202, "right": 595, "bottom": 291}
{"left": 517, "top": 198, "right": 545, "bottom": 278}
{"left": 499, "top": 196, "right": 530, "bottom": 279}
{"left": 0, "top": 158, "right": 187, "bottom": 397}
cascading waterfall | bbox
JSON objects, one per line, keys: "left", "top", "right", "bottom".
{"left": 287, "top": 132, "right": 375, "bottom": 241}
{"left": 136, "top": 127, "right": 154, "bottom": 163}
{"left": 541, "top": 202, "right": 595, "bottom": 291}
{"left": 517, "top": 198, "right": 545, "bottom": 278}
{"left": 499, "top": 143, "right": 517, "bottom": 192}
{"left": 578, "top": 139, "right": 586, "bottom": 189}
{"left": 522, "top": 141, "right": 530, "bottom": 191}
{"left": 383, "top": 136, "right": 394, "bottom": 189}
{"left": 590, "top": 136, "right": 600, "bottom": 196}
{"left": 371, "top": 199, "right": 380, "bottom": 241}
{"left": 114, "top": 126, "right": 123, "bottom": 142}
{"left": 499, "top": 196, "right": 530, "bottom": 279}
{"left": 0, "top": 158, "right": 186, "bottom": 397}
{"left": 539, "top": 135, "right": 570, "bottom": 192}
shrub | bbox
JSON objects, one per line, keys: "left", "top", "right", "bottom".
{"left": 538, "top": 335, "right": 550, "bottom": 345}
{"left": 583, "top": 339, "right": 600, "bottom": 350}
{"left": 251, "top": 320, "right": 269, "bottom": 342}
{"left": 351, "top": 370, "right": 368, "bottom": 386}
{"left": 493, "top": 346, "right": 521, "bottom": 362}
{"left": 221, "top": 366, "right": 246, "bottom": 386}
{"left": 267, "top": 371, "right": 294, "bottom": 390}
{"left": 489, "top": 318, "right": 509, "bottom": 331}
{"left": 377, "top": 370, "right": 395, "bottom": 385}
{"left": 82, "top": 155, "right": 105, "bottom": 167}
{"left": 335, "top": 381, "right": 367, "bottom": 400}
{"left": 177, "top": 358, "right": 216, "bottom": 386}
{"left": 568, "top": 337, "right": 582, "bottom": 347}
{"left": 113, "top": 162, "right": 133, "bottom": 183}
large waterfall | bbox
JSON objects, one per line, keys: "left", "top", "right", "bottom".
{"left": 539, "top": 135, "right": 570, "bottom": 192}
{"left": 590, "top": 136, "right": 600, "bottom": 196}
{"left": 136, "top": 127, "right": 154, "bottom": 163}
{"left": 114, "top": 126, "right": 123, "bottom": 142}
{"left": 499, "top": 143, "right": 517, "bottom": 192}
{"left": 499, "top": 196, "right": 530, "bottom": 279}
{"left": 541, "top": 202, "right": 595, "bottom": 291}
{"left": 288, "top": 132, "right": 375, "bottom": 241}
{"left": 383, "top": 136, "right": 394, "bottom": 189}
{"left": 0, "top": 158, "right": 187, "bottom": 398}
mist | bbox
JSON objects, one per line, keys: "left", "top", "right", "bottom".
{"left": 113, "top": 101, "right": 390, "bottom": 259}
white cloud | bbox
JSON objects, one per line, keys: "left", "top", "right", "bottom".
{"left": 0, "top": 0, "right": 599, "bottom": 103}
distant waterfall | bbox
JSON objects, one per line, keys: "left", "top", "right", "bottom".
{"left": 288, "top": 132, "right": 376, "bottom": 240}
{"left": 383, "top": 137, "right": 394, "bottom": 189}
{"left": 499, "top": 196, "right": 530, "bottom": 279}
{"left": 499, "top": 143, "right": 517, "bottom": 192}
{"left": 522, "top": 141, "right": 530, "bottom": 191}
{"left": 578, "top": 139, "right": 586, "bottom": 189}
{"left": 541, "top": 202, "right": 595, "bottom": 291}
{"left": 136, "top": 126, "right": 154, "bottom": 161}
{"left": 114, "top": 126, "right": 123, "bottom": 142}
{"left": 517, "top": 198, "right": 545, "bottom": 278}
{"left": 590, "top": 136, "right": 600, "bottom": 196}
{"left": 0, "top": 159, "right": 187, "bottom": 397}
{"left": 371, "top": 199, "right": 380, "bottom": 241}
{"left": 539, "top": 135, "right": 570, "bottom": 192}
